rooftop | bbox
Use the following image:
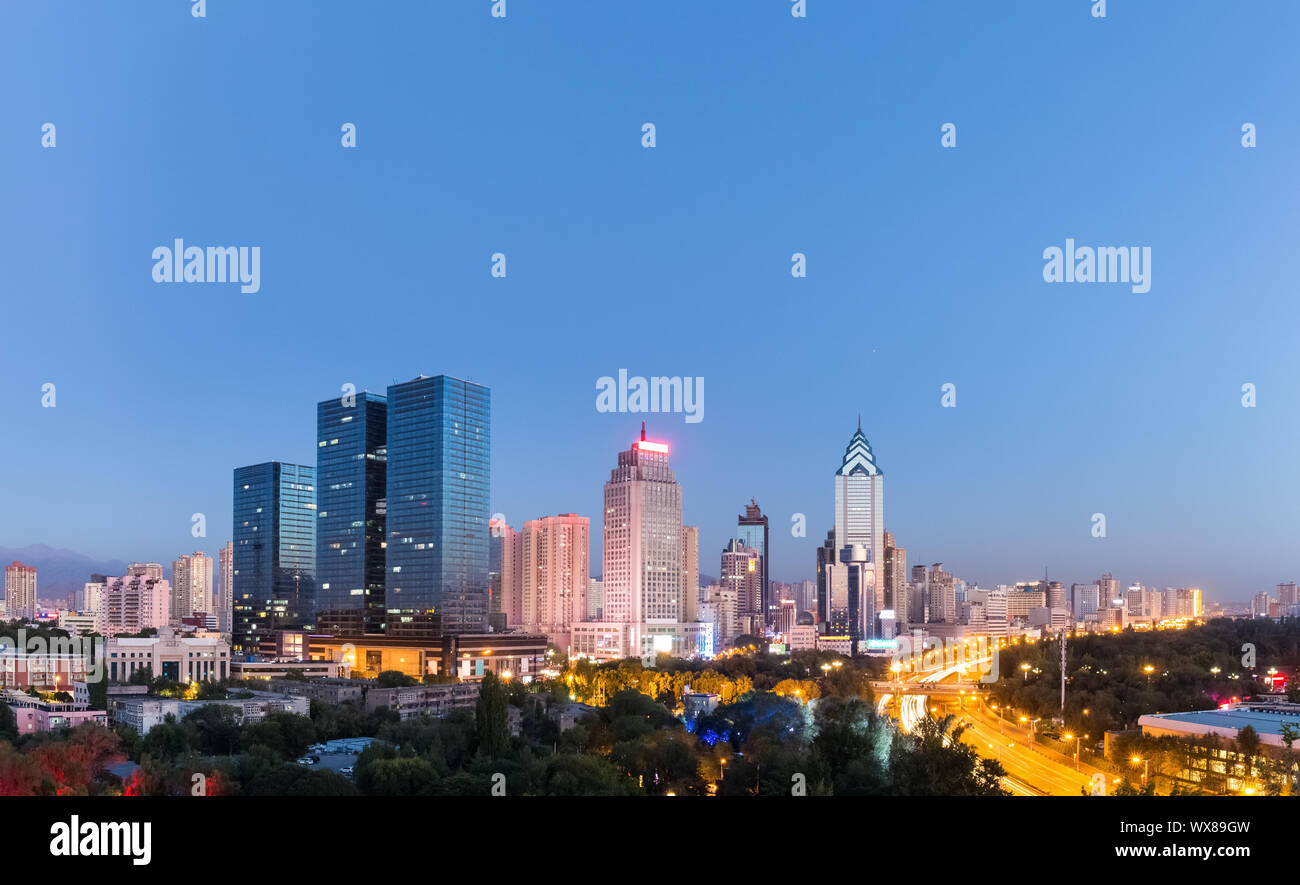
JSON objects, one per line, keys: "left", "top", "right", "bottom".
{"left": 1139, "top": 702, "right": 1300, "bottom": 747}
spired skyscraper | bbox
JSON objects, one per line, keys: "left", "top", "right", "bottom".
{"left": 316, "top": 392, "right": 388, "bottom": 635}
{"left": 231, "top": 461, "right": 317, "bottom": 652}
{"left": 817, "top": 420, "right": 885, "bottom": 653}
{"left": 384, "top": 375, "right": 490, "bottom": 637}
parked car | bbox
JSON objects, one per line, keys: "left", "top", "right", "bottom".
{"left": 295, "top": 757, "right": 313, "bottom": 765}
{"left": 339, "top": 767, "right": 354, "bottom": 777}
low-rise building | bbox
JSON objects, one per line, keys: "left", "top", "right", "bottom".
{"left": 364, "top": 681, "right": 480, "bottom": 720}
{"left": 258, "top": 677, "right": 367, "bottom": 705}
{"left": 105, "top": 627, "right": 230, "bottom": 683}
{"left": 231, "top": 660, "right": 349, "bottom": 682}
{"left": 2, "top": 689, "right": 107, "bottom": 733}
{"left": 110, "top": 691, "right": 309, "bottom": 734}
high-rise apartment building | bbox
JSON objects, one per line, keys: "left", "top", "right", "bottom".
{"left": 883, "top": 530, "right": 907, "bottom": 627}
{"left": 519, "top": 514, "right": 590, "bottom": 648}
{"left": 4, "top": 562, "right": 37, "bottom": 620}
{"left": 128, "top": 563, "right": 164, "bottom": 581}
{"left": 316, "top": 392, "right": 388, "bottom": 635}
{"left": 736, "top": 501, "right": 769, "bottom": 627}
{"left": 721, "top": 539, "right": 763, "bottom": 636}
{"left": 1098, "top": 573, "right": 1121, "bottom": 607}
{"left": 1278, "top": 583, "right": 1298, "bottom": 607}
{"left": 1252, "top": 591, "right": 1271, "bottom": 618}
{"left": 97, "top": 573, "right": 170, "bottom": 636}
{"left": 232, "top": 461, "right": 317, "bottom": 652}
{"left": 495, "top": 522, "right": 523, "bottom": 628}
{"left": 217, "top": 541, "right": 233, "bottom": 632}
{"left": 681, "top": 525, "right": 700, "bottom": 623}
{"left": 171, "top": 552, "right": 213, "bottom": 620}
{"left": 82, "top": 580, "right": 106, "bottom": 617}
{"left": 385, "top": 375, "right": 490, "bottom": 636}
{"left": 928, "top": 563, "right": 956, "bottom": 623}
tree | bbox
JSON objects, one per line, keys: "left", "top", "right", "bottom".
{"left": 375, "top": 670, "right": 419, "bottom": 688}
{"left": 543, "top": 754, "right": 639, "bottom": 796}
{"left": 240, "top": 712, "right": 316, "bottom": 762}
{"left": 360, "top": 757, "right": 440, "bottom": 796}
{"left": 475, "top": 672, "right": 510, "bottom": 759}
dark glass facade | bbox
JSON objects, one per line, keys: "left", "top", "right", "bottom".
{"left": 385, "top": 375, "right": 490, "bottom": 636}
{"left": 316, "top": 392, "right": 387, "bottom": 635}
{"left": 231, "top": 461, "right": 316, "bottom": 652}
{"left": 737, "top": 500, "right": 770, "bottom": 626}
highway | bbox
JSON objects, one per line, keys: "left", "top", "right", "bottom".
{"left": 883, "top": 655, "right": 1103, "bottom": 796}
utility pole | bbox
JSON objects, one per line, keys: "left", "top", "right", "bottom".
{"left": 1060, "top": 629, "right": 1067, "bottom": 714}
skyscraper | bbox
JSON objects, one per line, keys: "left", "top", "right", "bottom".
{"left": 817, "top": 421, "right": 885, "bottom": 650}
{"left": 736, "top": 500, "right": 770, "bottom": 627}
{"left": 316, "top": 392, "right": 388, "bottom": 635}
{"left": 571, "top": 424, "right": 706, "bottom": 662}
{"left": 232, "top": 461, "right": 317, "bottom": 652}
{"left": 681, "top": 525, "right": 700, "bottom": 623}
{"left": 494, "top": 521, "right": 523, "bottom": 628}
{"left": 883, "top": 530, "right": 907, "bottom": 627}
{"left": 720, "top": 539, "right": 763, "bottom": 636}
{"left": 519, "top": 514, "right": 590, "bottom": 648}
{"left": 171, "top": 552, "right": 213, "bottom": 620}
{"left": 217, "top": 541, "right": 233, "bottom": 632}
{"left": 385, "top": 375, "right": 490, "bottom": 636}
{"left": 4, "top": 562, "right": 37, "bottom": 620}
{"left": 928, "top": 563, "right": 955, "bottom": 623}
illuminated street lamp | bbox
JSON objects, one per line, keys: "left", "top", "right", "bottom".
{"left": 1143, "top": 664, "right": 1155, "bottom": 685}
{"left": 1131, "top": 756, "right": 1149, "bottom": 786}
{"left": 1020, "top": 662, "right": 1031, "bottom": 682}
{"left": 1065, "top": 733, "right": 1080, "bottom": 770}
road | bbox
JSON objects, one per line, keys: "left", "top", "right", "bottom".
{"left": 885, "top": 656, "right": 1104, "bottom": 796}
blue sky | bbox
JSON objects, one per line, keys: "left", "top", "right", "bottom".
{"left": 2, "top": 1, "right": 1298, "bottom": 601}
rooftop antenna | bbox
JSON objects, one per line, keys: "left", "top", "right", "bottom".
{"left": 641, "top": 421, "right": 646, "bottom": 441}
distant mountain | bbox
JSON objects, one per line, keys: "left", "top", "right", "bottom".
{"left": 699, "top": 574, "right": 717, "bottom": 588}
{"left": 0, "top": 544, "right": 130, "bottom": 602}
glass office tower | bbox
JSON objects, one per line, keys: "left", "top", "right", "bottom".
{"left": 736, "top": 500, "right": 770, "bottom": 628}
{"left": 231, "top": 461, "right": 316, "bottom": 652}
{"left": 385, "top": 375, "right": 490, "bottom": 636}
{"left": 316, "top": 392, "right": 388, "bottom": 636}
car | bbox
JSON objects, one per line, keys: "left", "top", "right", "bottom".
{"left": 295, "top": 757, "right": 313, "bottom": 765}
{"left": 339, "top": 767, "right": 354, "bottom": 777}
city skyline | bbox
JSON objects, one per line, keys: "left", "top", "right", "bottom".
{"left": 6, "top": 3, "right": 1300, "bottom": 600}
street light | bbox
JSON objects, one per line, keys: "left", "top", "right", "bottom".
{"left": 1131, "top": 756, "right": 1149, "bottom": 786}
{"left": 1065, "top": 733, "right": 1080, "bottom": 770}
{"left": 1020, "top": 662, "right": 1031, "bottom": 682}
{"left": 1143, "top": 664, "right": 1155, "bottom": 685}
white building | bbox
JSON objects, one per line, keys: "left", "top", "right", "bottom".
{"left": 818, "top": 423, "right": 885, "bottom": 650}
{"left": 571, "top": 425, "right": 708, "bottom": 662}
{"left": 171, "top": 551, "right": 213, "bottom": 621}
{"left": 97, "top": 574, "right": 170, "bottom": 636}
{"left": 4, "top": 562, "right": 37, "bottom": 620}
{"left": 56, "top": 611, "right": 98, "bottom": 635}
{"left": 105, "top": 627, "right": 230, "bottom": 683}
